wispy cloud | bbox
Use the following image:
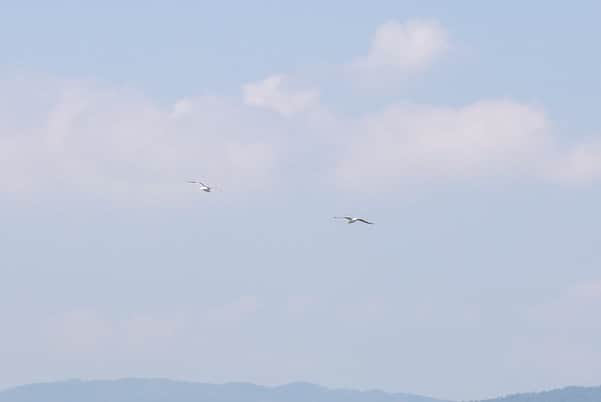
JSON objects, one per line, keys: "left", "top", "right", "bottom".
{"left": 243, "top": 74, "right": 320, "bottom": 116}
{"left": 347, "top": 19, "right": 450, "bottom": 86}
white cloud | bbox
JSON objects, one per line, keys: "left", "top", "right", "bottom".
{"left": 243, "top": 74, "right": 319, "bottom": 116}
{"left": 0, "top": 78, "right": 279, "bottom": 201}
{"left": 169, "top": 98, "right": 194, "bottom": 119}
{"left": 548, "top": 141, "right": 601, "bottom": 183}
{"left": 334, "top": 99, "right": 552, "bottom": 188}
{"left": 333, "top": 99, "right": 601, "bottom": 190}
{"left": 2, "top": 75, "right": 599, "bottom": 200}
{"left": 349, "top": 19, "right": 449, "bottom": 82}
{"left": 1, "top": 19, "right": 601, "bottom": 201}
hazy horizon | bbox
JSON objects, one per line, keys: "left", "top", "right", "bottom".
{"left": 2, "top": 2, "right": 601, "bottom": 401}
{"left": 1, "top": 377, "right": 601, "bottom": 402}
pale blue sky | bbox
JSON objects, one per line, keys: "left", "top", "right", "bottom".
{"left": 1, "top": 2, "right": 601, "bottom": 401}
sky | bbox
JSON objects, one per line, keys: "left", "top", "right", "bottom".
{"left": 1, "top": 1, "right": 601, "bottom": 401}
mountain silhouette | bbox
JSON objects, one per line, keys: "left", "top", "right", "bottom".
{"left": 1, "top": 379, "right": 600, "bottom": 402}
{"left": 0, "top": 379, "right": 446, "bottom": 402}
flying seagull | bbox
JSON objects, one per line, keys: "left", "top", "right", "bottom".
{"left": 188, "top": 180, "right": 212, "bottom": 192}
{"left": 333, "top": 216, "right": 374, "bottom": 225}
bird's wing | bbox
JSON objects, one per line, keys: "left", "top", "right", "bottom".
{"left": 187, "top": 181, "right": 198, "bottom": 184}
{"left": 198, "top": 181, "right": 208, "bottom": 187}
{"left": 357, "top": 218, "right": 373, "bottom": 224}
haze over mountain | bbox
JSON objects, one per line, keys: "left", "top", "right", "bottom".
{"left": 0, "top": 379, "right": 446, "bottom": 402}
{"left": 475, "top": 385, "right": 601, "bottom": 402}
{"left": 1, "top": 380, "right": 600, "bottom": 402}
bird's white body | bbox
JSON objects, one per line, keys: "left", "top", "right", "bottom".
{"left": 333, "top": 216, "right": 374, "bottom": 225}
{"left": 188, "top": 180, "right": 212, "bottom": 192}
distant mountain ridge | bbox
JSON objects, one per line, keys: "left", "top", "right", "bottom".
{"left": 475, "top": 385, "right": 601, "bottom": 402}
{"left": 0, "top": 379, "right": 600, "bottom": 402}
{"left": 0, "top": 379, "right": 448, "bottom": 402}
